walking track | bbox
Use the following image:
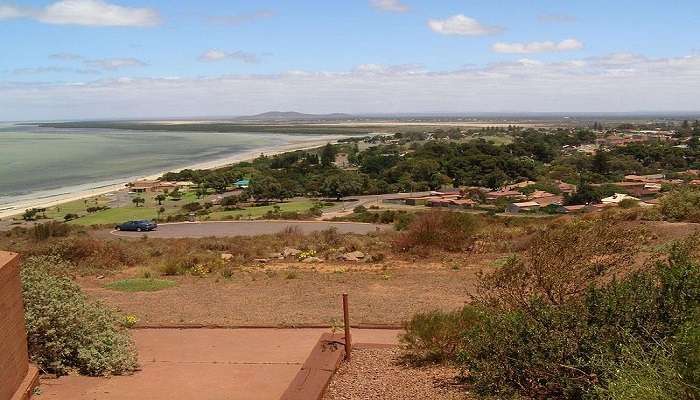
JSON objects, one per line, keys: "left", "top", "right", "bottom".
{"left": 39, "top": 328, "right": 400, "bottom": 400}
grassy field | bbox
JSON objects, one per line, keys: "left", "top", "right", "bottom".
{"left": 66, "top": 191, "right": 199, "bottom": 226}
{"left": 10, "top": 188, "right": 322, "bottom": 227}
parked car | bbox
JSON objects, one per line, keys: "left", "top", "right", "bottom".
{"left": 114, "top": 220, "right": 157, "bottom": 232}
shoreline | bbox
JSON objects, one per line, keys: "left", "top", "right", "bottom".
{"left": 0, "top": 136, "right": 345, "bottom": 220}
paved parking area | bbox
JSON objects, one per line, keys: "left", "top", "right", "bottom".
{"left": 39, "top": 328, "right": 400, "bottom": 400}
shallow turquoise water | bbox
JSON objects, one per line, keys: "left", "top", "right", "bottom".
{"left": 0, "top": 125, "right": 330, "bottom": 206}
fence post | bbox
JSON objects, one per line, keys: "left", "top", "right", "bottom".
{"left": 342, "top": 293, "right": 351, "bottom": 360}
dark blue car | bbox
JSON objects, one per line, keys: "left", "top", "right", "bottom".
{"left": 115, "top": 220, "right": 157, "bottom": 232}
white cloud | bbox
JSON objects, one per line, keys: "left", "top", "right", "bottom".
{"left": 199, "top": 50, "right": 260, "bottom": 64}
{"left": 428, "top": 14, "right": 503, "bottom": 36}
{"left": 84, "top": 58, "right": 146, "bottom": 70}
{"left": 492, "top": 38, "right": 584, "bottom": 54}
{"left": 370, "top": 0, "right": 409, "bottom": 13}
{"left": 0, "top": 0, "right": 160, "bottom": 27}
{"left": 3, "top": 53, "right": 700, "bottom": 120}
{"left": 0, "top": 4, "right": 24, "bottom": 19}
{"left": 354, "top": 63, "right": 425, "bottom": 75}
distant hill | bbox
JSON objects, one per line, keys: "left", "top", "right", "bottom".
{"left": 234, "top": 111, "right": 354, "bottom": 122}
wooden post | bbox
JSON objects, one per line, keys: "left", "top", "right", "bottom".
{"left": 342, "top": 293, "right": 351, "bottom": 360}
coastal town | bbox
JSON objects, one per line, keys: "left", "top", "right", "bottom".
{"left": 2, "top": 1, "right": 700, "bottom": 399}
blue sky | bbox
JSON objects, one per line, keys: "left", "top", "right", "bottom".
{"left": 1, "top": 0, "right": 699, "bottom": 120}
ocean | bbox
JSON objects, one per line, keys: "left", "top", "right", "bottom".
{"left": 0, "top": 124, "right": 343, "bottom": 213}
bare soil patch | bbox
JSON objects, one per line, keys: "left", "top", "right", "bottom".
{"left": 78, "top": 259, "right": 490, "bottom": 327}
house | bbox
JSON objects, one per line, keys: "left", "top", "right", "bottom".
{"left": 234, "top": 179, "right": 250, "bottom": 189}
{"left": 556, "top": 181, "right": 577, "bottom": 194}
{"left": 174, "top": 181, "right": 195, "bottom": 191}
{"left": 427, "top": 198, "right": 477, "bottom": 209}
{"left": 601, "top": 193, "right": 639, "bottom": 204}
{"left": 506, "top": 180, "right": 537, "bottom": 190}
{"left": 405, "top": 196, "right": 437, "bottom": 206}
{"left": 506, "top": 201, "right": 541, "bottom": 213}
{"left": 485, "top": 190, "right": 525, "bottom": 202}
{"left": 129, "top": 180, "right": 179, "bottom": 193}
{"left": 624, "top": 174, "right": 665, "bottom": 183}
{"left": 532, "top": 195, "right": 564, "bottom": 207}
{"left": 333, "top": 153, "right": 351, "bottom": 169}
{"left": 561, "top": 204, "right": 591, "bottom": 213}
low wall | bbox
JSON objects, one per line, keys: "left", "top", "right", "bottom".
{"left": 0, "top": 251, "right": 38, "bottom": 400}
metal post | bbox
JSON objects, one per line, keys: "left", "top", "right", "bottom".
{"left": 342, "top": 293, "right": 351, "bottom": 360}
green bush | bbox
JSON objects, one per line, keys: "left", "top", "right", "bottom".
{"left": 659, "top": 187, "right": 700, "bottom": 221}
{"left": 401, "top": 307, "right": 481, "bottom": 364}
{"left": 594, "top": 341, "right": 693, "bottom": 400}
{"left": 460, "top": 241, "right": 700, "bottom": 399}
{"left": 21, "top": 256, "right": 138, "bottom": 376}
{"left": 403, "top": 239, "right": 700, "bottom": 399}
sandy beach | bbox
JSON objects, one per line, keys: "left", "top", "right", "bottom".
{"left": 0, "top": 137, "right": 343, "bottom": 220}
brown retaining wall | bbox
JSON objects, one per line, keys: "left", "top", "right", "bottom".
{"left": 0, "top": 251, "right": 38, "bottom": 400}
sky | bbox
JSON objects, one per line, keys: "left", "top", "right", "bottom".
{"left": 1, "top": 0, "right": 699, "bottom": 120}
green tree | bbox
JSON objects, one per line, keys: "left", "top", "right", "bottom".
{"left": 154, "top": 194, "right": 166, "bottom": 205}
{"left": 132, "top": 197, "right": 145, "bottom": 207}
{"left": 592, "top": 150, "right": 610, "bottom": 175}
{"left": 320, "top": 143, "right": 337, "bottom": 167}
{"left": 248, "top": 176, "right": 285, "bottom": 202}
{"left": 320, "top": 171, "right": 363, "bottom": 200}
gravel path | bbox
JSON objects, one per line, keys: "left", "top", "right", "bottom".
{"left": 324, "top": 347, "right": 471, "bottom": 400}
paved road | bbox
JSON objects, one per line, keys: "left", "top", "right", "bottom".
{"left": 108, "top": 220, "right": 388, "bottom": 238}
{"left": 40, "top": 328, "right": 400, "bottom": 400}
{"left": 323, "top": 192, "right": 432, "bottom": 213}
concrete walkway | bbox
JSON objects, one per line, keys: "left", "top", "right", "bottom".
{"left": 39, "top": 328, "right": 400, "bottom": 400}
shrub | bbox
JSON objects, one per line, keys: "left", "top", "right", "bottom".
{"left": 32, "top": 221, "right": 71, "bottom": 241}
{"left": 618, "top": 198, "right": 639, "bottom": 209}
{"left": 399, "top": 237, "right": 699, "bottom": 399}
{"left": 393, "top": 211, "right": 478, "bottom": 253}
{"left": 475, "top": 219, "right": 643, "bottom": 308}
{"left": 182, "top": 202, "right": 202, "bottom": 212}
{"left": 64, "top": 213, "right": 79, "bottom": 221}
{"left": 41, "top": 236, "right": 140, "bottom": 273}
{"left": 401, "top": 307, "right": 481, "bottom": 364}
{"left": 659, "top": 187, "right": 700, "bottom": 222}
{"left": 594, "top": 341, "right": 693, "bottom": 400}
{"left": 21, "top": 256, "right": 138, "bottom": 376}
{"left": 456, "top": 239, "right": 700, "bottom": 399}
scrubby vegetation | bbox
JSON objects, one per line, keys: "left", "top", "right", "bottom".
{"left": 394, "top": 211, "right": 479, "bottom": 253}
{"left": 401, "top": 222, "right": 700, "bottom": 399}
{"left": 21, "top": 256, "right": 138, "bottom": 376}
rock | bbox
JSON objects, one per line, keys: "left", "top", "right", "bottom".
{"left": 302, "top": 256, "right": 323, "bottom": 263}
{"left": 221, "top": 253, "right": 234, "bottom": 261}
{"left": 342, "top": 251, "right": 365, "bottom": 261}
{"left": 282, "top": 247, "right": 301, "bottom": 257}
{"left": 254, "top": 258, "right": 270, "bottom": 264}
